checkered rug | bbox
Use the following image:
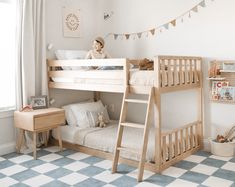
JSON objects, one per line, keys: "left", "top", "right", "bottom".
{"left": 0, "top": 146, "right": 234, "bottom": 187}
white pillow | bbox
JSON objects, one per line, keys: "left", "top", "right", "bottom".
{"left": 55, "top": 50, "right": 88, "bottom": 70}
{"left": 71, "top": 100, "right": 110, "bottom": 128}
{"left": 62, "top": 99, "right": 94, "bottom": 126}
{"left": 55, "top": 50, "right": 87, "bottom": 60}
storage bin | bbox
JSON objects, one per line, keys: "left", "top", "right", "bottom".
{"left": 209, "top": 138, "right": 235, "bottom": 157}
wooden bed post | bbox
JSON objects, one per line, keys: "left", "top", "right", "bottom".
{"left": 197, "top": 58, "right": 204, "bottom": 149}
{"left": 154, "top": 56, "right": 162, "bottom": 172}
{"left": 94, "top": 91, "right": 100, "bottom": 101}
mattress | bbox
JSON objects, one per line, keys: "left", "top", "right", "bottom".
{"left": 51, "top": 69, "right": 155, "bottom": 86}
{"left": 53, "top": 121, "right": 196, "bottom": 162}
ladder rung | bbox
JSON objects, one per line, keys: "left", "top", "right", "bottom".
{"left": 117, "top": 146, "right": 140, "bottom": 155}
{"left": 121, "top": 122, "right": 145, "bottom": 129}
{"left": 125, "top": 99, "right": 148, "bottom": 104}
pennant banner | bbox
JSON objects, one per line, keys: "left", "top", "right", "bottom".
{"left": 106, "top": 0, "right": 211, "bottom": 40}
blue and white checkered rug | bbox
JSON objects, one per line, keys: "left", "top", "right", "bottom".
{"left": 0, "top": 146, "right": 234, "bottom": 187}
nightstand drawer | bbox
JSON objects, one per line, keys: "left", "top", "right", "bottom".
{"left": 34, "top": 113, "right": 65, "bottom": 130}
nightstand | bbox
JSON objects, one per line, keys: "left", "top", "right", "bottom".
{"left": 14, "top": 108, "right": 65, "bottom": 159}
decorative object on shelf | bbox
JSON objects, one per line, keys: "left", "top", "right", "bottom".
{"left": 105, "top": 0, "right": 212, "bottom": 40}
{"left": 211, "top": 81, "right": 229, "bottom": 100}
{"left": 62, "top": 7, "right": 81, "bottom": 37}
{"left": 208, "top": 61, "right": 221, "bottom": 78}
{"left": 30, "top": 95, "right": 48, "bottom": 110}
{"left": 223, "top": 62, "right": 235, "bottom": 71}
{"left": 138, "top": 58, "right": 154, "bottom": 70}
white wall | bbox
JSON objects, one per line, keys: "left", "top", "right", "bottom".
{"left": 46, "top": 0, "right": 105, "bottom": 106}
{"left": 98, "top": 0, "right": 235, "bottom": 140}
{"left": 0, "top": 113, "right": 16, "bottom": 155}
{"left": 47, "top": 0, "right": 235, "bottom": 141}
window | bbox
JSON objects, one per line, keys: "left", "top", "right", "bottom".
{"left": 0, "top": 0, "right": 16, "bottom": 111}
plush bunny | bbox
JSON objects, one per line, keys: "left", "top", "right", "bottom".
{"left": 96, "top": 112, "right": 107, "bottom": 128}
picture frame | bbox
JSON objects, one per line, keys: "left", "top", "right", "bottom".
{"left": 30, "top": 95, "right": 48, "bottom": 109}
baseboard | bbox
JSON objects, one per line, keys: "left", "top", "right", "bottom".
{"left": 203, "top": 138, "right": 211, "bottom": 152}
{"left": 0, "top": 142, "right": 16, "bottom": 156}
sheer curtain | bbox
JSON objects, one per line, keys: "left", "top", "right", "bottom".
{"left": 16, "top": 0, "right": 47, "bottom": 109}
{"left": 16, "top": 0, "right": 47, "bottom": 148}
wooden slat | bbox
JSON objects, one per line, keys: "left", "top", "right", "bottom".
{"left": 48, "top": 58, "right": 127, "bottom": 67}
{"left": 169, "top": 134, "right": 173, "bottom": 160}
{"left": 175, "top": 131, "right": 179, "bottom": 156}
{"left": 117, "top": 146, "right": 140, "bottom": 155}
{"left": 49, "top": 70, "right": 123, "bottom": 79}
{"left": 180, "top": 129, "right": 184, "bottom": 154}
{"left": 49, "top": 82, "right": 125, "bottom": 93}
{"left": 190, "top": 126, "right": 194, "bottom": 149}
{"left": 125, "top": 99, "right": 148, "bottom": 104}
{"left": 162, "top": 136, "right": 166, "bottom": 163}
{"left": 173, "top": 59, "right": 178, "bottom": 86}
{"left": 161, "top": 59, "right": 166, "bottom": 87}
{"left": 185, "top": 128, "right": 189, "bottom": 151}
{"left": 179, "top": 59, "right": 183, "bottom": 85}
{"left": 194, "top": 124, "right": 198, "bottom": 147}
{"left": 184, "top": 59, "right": 189, "bottom": 84}
{"left": 194, "top": 60, "right": 197, "bottom": 84}
{"left": 121, "top": 122, "right": 145, "bottom": 129}
{"left": 189, "top": 59, "right": 193, "bottom": 84}
{"left": 167, "top": 60, "right": 172, "bottom": 86}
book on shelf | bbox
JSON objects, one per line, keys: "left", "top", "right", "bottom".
{"left": 211, "top": 81, "right": 229, "bottom": 100}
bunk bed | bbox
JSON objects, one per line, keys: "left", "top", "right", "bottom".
{"left": 48, "top": 55, "right": 203, "bottom": 175}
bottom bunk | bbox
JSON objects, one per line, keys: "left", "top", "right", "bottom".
{"left": 52, "top": 120, "right": 201, "bottom": 172}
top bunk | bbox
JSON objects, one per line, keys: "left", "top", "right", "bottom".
{"left": 47, "top": 55, "right": 202, "bottom": 94}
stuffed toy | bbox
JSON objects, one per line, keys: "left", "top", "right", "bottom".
{"left": 96, "top": 112, "right": 107, "bottom": 128}
{"left": 139, "top": 58, "right": 154, "bottom": 70}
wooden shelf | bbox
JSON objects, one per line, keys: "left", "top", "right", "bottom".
{"left": 207, "top": 77, "right": 226, "bottom": 81}
{"left": 220, "top": 70, "right": 235, "bottom": 73}
{"left": 211, "top": 99, "right": 235, "bottom": 104}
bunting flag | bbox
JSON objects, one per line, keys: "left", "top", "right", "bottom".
{"left": 105, "top": 0, "right": 213, "bottom": 40}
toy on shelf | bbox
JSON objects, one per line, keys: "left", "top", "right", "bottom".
{"left": 208, "top": 61, "right": 221, "bottom": 78}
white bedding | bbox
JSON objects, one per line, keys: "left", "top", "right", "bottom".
{"left": 51, "top": 69, "right": 155, "bottom": 86}
{"left": 52, "top": 121, "right": 195, "bottom": 162}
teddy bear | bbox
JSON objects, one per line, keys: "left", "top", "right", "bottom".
{"left": 96, "top": 112, "right": 107, "bottom": 128}
{"left": 138, "top": 58, "right": 154, "bottom": 70}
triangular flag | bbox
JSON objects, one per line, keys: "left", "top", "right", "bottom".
{"left": 114, "top": 34, "right": 118, "bottom": 40}
{"left": 150, "top": 29, "right": 155, "bottom": 35}
{"left": 188, "top": 11, "right": 191, "bottom": 18}
{"left": 199, "top": 0, "right": 206, "bottom": 7}
{"left": 137, "top": 32, "right": 142, "bottom": 38}
{"left": 125, "top": 34, "right": 130, "bottom": 40}
{"left": 163, "top": 23, "right": 169, "bottom": 30}
{"left": 192, "top": 6, "right": 198, "bottom": 13}
{"left": 170, "top": 20, "right": 176, "bottom": 27}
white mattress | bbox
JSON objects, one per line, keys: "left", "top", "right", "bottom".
{"left": 51, "top": 69, "right": 155, "bottom": 86}
{"left": 52, "top": 121, "right": 195, "bottom": 162}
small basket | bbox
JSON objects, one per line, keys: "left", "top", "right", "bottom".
{"left": 209, "top": 138, "right": 235, "bottom": 157}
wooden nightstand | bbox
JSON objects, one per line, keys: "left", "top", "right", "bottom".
{"left": 14, "top": 108, "right": 65, "bottom": 159}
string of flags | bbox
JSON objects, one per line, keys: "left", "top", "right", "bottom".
{"left": 106, "top": 0, "right": 212, "bottom": 40}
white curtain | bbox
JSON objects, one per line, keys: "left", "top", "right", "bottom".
{"left": 16, "top": 0, "right": 47, "bottom": 109}
{"left": 16, "top": 0, "right": 47, "bottom": 148}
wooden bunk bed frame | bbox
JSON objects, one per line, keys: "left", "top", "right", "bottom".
{"left": 48, "top": 55, "right": 203, "bottom": 173}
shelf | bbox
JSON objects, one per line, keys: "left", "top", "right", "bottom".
{"left": 220, "top": 70, "right": 235, "bottom": 73}
{"left": 211, "top": 99, "right": 235, "bottom": 104}
{"left": 207, "top": 77, "right": 226, "bottom": 81}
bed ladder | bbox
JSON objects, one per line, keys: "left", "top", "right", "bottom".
{"left": 111, "top": 86, "right": 153, "bottom": 182}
